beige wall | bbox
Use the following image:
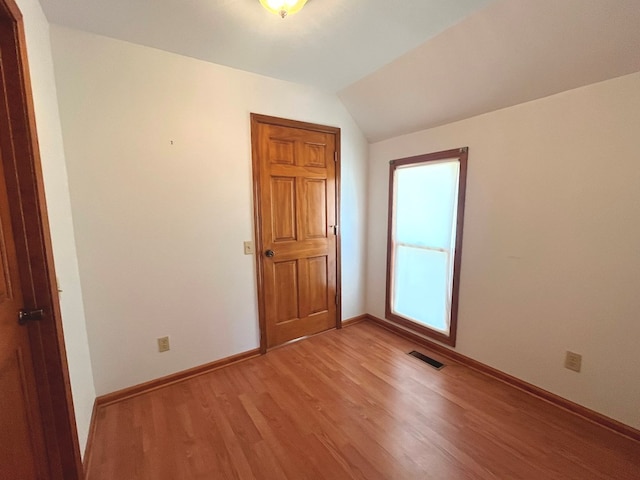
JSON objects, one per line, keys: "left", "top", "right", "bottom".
{"left": 15, "top": 0, "right": 95, "bottom": 452}
{"left": 50, "top": 26, "right": 369, "bottom": 395}
{"left": 366, "top": 72, "right": 640, "bottom": 429}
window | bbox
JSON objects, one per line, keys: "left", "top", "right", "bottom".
{"left": 386, "top": 148, "right": 468, "bottom": 346}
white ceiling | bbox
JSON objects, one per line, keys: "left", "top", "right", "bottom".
{"left": 39, "top": 0, "right": 640, "bottom": 142}
{"left": 38, "top": 0, "right": 493, "bottom": 92}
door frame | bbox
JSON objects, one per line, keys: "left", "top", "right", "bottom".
{"left": 250, "top": 113, "right": 342, "bottom": 353}
{"left": 0, "top": 0, "right": 83, "bottom": 478}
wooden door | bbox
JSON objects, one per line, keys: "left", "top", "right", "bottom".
{"left": 0, "top": 0, "right": 83, "bottom": 477}
{"left": 0, "top": 155, "right": 48, "bottom": 477}
{"left": 252, "top": 115, "right": 340, "bottom": 349}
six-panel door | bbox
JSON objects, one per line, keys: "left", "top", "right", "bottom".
{"left": 254, "top": 120, "right": 338, "bottom": 348}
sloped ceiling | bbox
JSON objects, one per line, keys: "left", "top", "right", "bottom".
{"left": 339, "top": 0, "right": 640, "bottom": 141}
{"left": 40, "top": 0, "right": 640, "bottom": 142}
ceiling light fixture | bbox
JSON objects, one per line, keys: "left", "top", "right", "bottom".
{"left": 259, "top": 0, "right": 308, "bottom": 19}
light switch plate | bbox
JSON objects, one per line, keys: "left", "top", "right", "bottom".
{"left": 243, "top": 241, "right": 255, "bottom": 255}
{"left": 565, "top": 351, "right": 582, "bottom": 372}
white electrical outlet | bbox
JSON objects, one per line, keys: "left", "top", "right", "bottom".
{"left": 565, "top": 351, "right": 582, "bottom": 372}
{"left": 157, "top": 336, "right": 170, "bottom": 353}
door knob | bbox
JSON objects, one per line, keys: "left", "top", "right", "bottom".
{"left": 265, "top": 249, "right": 275, "bottom": 258}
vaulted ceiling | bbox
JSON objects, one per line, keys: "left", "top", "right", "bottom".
{"left": 40, "top": 0, "right": 640, "bottom": 141}
{"left": 339, "top": 0, "right": 640, "bottom": 141}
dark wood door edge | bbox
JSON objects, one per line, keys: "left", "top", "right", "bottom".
{"left": 364, "top": 314, "right": 640, "bottom": 443}
{"left": 0, "top": 1, "right": 83, "bottom": 477}
{"left": 82, "top": 399, "right": 99, "bottom": 477}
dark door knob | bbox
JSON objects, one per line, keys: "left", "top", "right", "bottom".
{"left": 265, "top": 250, "right": 275, "bottom": 258}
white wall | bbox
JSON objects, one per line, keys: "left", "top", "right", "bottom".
{"left": 50, "top": 26, "right": 368, "bottom": 395}
{"left": 367, "top": 72, "right": 640, "bottom": 429}
{"left": 15, "top": 0, "right": 95, "bottom": 452}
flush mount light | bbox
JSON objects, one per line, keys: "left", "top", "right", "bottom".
{"left": 259, "top": 0, "right": 308, "bottom": 19}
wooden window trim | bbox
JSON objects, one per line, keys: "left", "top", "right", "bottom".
{"left": 385, "top": 147, "right": 468, "bottom": 347}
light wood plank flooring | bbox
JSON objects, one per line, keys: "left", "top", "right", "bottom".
{"left": 86, "top": 322, "right": 640, "bottom": 479}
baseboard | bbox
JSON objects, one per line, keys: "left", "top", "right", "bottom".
{"left": 96, "top": 348, "right": 261, "bottom": 407}
{"left": 365, "top": 314, "right": 640, "bottom": 443}
{"left": 93, "top": 315, "right": 365, "bottom": 408}
{"left": 341, "top": 314, "right": 368, "bottom": 327}
{"left": 93, "top": 315, "right": 366, "bottom": 409}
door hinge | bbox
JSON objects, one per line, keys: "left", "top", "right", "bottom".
{"left": 330, "top": 225, "right": 338, "bottom": 235}
{"left": 335, "top": 294, "right": 340, "bottom": 305}
{"left": 334, "top": 151, "right": 338, "bottom": 162}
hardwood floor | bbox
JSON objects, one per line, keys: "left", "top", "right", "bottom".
{"left": 86, "top": 322, "right": 640, "bottom": 479}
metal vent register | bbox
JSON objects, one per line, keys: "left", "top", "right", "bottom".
{"left": 408, "top": 350, "right": 445, "bottom": 370}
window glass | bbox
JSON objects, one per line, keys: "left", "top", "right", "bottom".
{"left": 386, "top": 149, "right": 467, "bottom": 346}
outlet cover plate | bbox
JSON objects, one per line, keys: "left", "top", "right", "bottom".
{"left": 565, "top": 351, "right": 582, "bottom": 372}
{"left": 157, "top": 336, "right": 170, "bottom": 353}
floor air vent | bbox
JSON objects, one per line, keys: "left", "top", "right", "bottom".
{"left": 408, "top": 351, "right": 444, "bottom": 370}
